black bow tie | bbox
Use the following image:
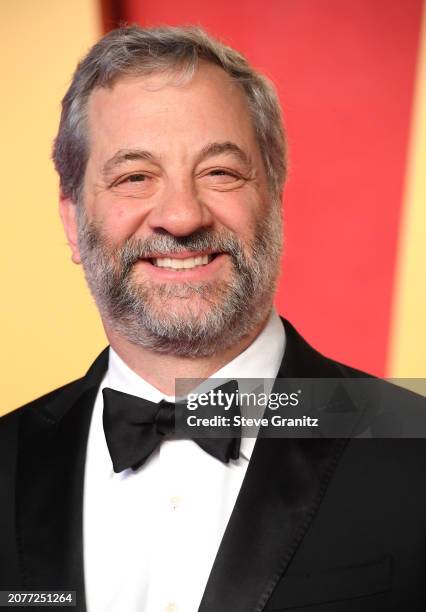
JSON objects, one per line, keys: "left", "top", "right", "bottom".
{"left": 102, "top": 380, "right": 241, "bottom": 472}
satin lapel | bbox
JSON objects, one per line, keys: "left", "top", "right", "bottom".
{"left": 16, "top": 349, "right": 109, "bottom": 612}
{"left": 199, "top": 319, "right": 350, "bottom": 612}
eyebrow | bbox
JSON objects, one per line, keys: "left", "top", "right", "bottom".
{"left": 195, "top": 141, "right": 252, "bottom": 168}
{"left": 102, "top": 149, "right": 157, "bottom": 178}
{"left": 101, "top": 141, "right": 252, "bottom": 178}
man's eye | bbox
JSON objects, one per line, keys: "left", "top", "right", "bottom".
{"left": 110, "top": 173, "right": 155, "bottom": 197}
{"left": 201, "top": 168, "right": 245, "bottom": 183}
{"left": 209, "top": 169, "right": 229, "bottom": 176}
{"left": 200, "top": 168, "right": 246, "bottom": 189}
{"left": 208, "top": 169, "right": 238, "bottom": 178}
{"left": 112, "top": 173, "right": 150, "bottom": 188}
{"left": 123, "top": 174, "right": 147, "bottom": 183}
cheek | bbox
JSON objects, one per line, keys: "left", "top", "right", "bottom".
{"left": 209, "top": 193, "right": 263, "bottom": 240}
{"left": 92, "top": 197, "right": 149, "bottom": 242}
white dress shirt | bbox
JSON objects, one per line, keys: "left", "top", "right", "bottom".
{"left": 83, "top": 310, "right": 286, "bottom": 612}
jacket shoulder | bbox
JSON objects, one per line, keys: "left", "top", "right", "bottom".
{"left": 281, "top": 317, "right": 373, "bottom": 379}
{"left": 20, "top": 377, "right": 86, "bottom": 411}
{"left": 1, "top": 377, "right": 86, "bottom": 425}
{"left": 1, "top": 347, "right": 110, "bottom": 425}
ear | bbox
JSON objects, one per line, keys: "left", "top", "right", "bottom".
{"left": 59, "top": 193, "right": 81, "bottom": 264}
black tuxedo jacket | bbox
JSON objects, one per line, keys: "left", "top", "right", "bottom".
{"left": 1, "top": 319, "right": 426, "bottom": 611}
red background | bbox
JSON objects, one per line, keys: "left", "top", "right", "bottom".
{"left": 110, "top": 0, "right": 423, "bottom": 375}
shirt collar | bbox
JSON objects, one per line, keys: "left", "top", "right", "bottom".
{"left": 106, "top": 309, "right": 286, "bottom": 461}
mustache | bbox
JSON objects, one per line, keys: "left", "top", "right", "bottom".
{"left": 78, "top": 220, "right": 250, "bottom": 279}
{"left": 115, "top": 230, "right": 247, "bottom": 270}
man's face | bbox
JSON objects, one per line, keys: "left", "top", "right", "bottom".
{"left": 63, "top": 63, "right": 282, "bottom": 356}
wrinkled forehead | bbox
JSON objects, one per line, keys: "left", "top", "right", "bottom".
{"left": 84, "top": 62, "right": 263, "bottom": 170}
{"left": 86, "top": 62, "right": 252, "bottom": 124}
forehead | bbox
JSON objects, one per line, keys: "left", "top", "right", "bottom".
{"left": 85, "top": 63, "right": 260, "bottom": 160}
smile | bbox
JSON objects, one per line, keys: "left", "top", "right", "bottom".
{"left": 136, "top": 252, "right": 225, "bottom": 280}
{"left": 151, "top": 254, "right": 214, "bottom": 270}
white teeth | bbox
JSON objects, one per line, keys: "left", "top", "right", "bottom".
{"left": 152, "top": 255, "right": 212, "bottom": 270}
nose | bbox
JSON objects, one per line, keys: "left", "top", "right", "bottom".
{"left": 146, "top": 180, "right": 214, "bottom": 237}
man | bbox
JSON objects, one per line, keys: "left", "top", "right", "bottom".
{"left": 0, "top": 25, "right": 425, "bottom": 612}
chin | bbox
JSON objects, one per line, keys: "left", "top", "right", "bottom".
{"left": 151, "top": 293, "right": 221, "bottom": 317}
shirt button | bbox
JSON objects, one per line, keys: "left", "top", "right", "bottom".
{"left": 170, "top": 495, "right": 181, "bottom": 510}
{"left": 165, "top": 603, "right": 177, "bottom": 612}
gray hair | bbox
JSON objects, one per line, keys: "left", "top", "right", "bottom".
{"left": 52, "top": 25, "right": 286, "bottom": 204}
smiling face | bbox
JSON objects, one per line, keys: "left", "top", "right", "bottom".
{"left": 60, "top": 63, "right": 282, "bottom": 356}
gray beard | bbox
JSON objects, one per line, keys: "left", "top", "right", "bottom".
{"left": 76, "top": 205, "right": 282, "bottom": 357}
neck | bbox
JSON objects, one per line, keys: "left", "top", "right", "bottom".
{"left": 104, "top": 311, "right": 272, "bottom": 395}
